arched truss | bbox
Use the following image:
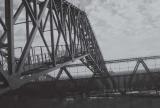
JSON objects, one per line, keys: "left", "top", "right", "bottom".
{"left": 0, "top": 0, "right": 113, "bottom": 94}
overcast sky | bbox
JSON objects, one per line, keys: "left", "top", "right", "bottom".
{"left": 70, "top": 0, "right": 160, "bottom": 60}
{"left": 1, "top": 0, "right": 160, "bottom": 60}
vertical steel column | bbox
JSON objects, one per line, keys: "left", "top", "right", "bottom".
{"left": 5, "top": 0, "right": 15, "bottom": 74}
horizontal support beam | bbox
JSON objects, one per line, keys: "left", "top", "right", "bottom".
{"left": 105, "top": 55, "right": 160, "bottom": 64}
{"left": 19, "top": 54, "right": 89, "bottom": 84}
{"left": 66, "top": 55, "right": 160, "bottom": 67}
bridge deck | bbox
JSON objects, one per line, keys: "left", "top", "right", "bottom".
{"left": 1, "top": 69, "right": 159, "bottom": 99}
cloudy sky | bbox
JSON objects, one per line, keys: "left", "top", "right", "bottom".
{"left": 70, "top": 0, "right": 160, "bottom": 60}
{"left": 1, "top": 0, "right": 160, "bottom": 60}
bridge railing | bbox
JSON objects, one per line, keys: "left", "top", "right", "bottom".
{"left": 15, "top": 44, "right": 84, "bottom": 73}
{"left": 0, "top": 44, "right": 85, "bottom": 74}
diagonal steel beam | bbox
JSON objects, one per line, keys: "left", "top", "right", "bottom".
{"left": 56, "top": 68, "right": 63, "bottom": 80}
{"left": 62, "top": 67, "right": 76, "bottom": 85}
{"left": 42, "top": 11, "right": 50, "bottom": 31}
{"left": 128, "top": 60, "right": 140, "bottom": 88}
{"left": 52, "top": 0, "right": 71, "bottom": 57}
{"left": 16, "top": 0, "right": 49, "bottom": 74}
{"left": 0, "top": 18, "right": 6, "bottom": 31}
{"left": 140, "top": 59, "right": 157, "bottom": 87}
{"left": 0, "top": 18, "right": 7, "bottom": 43}
{"left": 13, "top": 3, "right": 24, "bottom": 23}
{"left": 62, "top": 67, "right": 74, "bottom": 80}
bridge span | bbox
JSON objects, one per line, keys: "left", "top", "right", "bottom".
{"left": 1, "top": 55, "right": 160, "bottom": 98}
{"left": 0, "top": 0, "right": 113, "bottom": 95}
{"left": 0, "top": 0, "right": 160, "bottom": 108}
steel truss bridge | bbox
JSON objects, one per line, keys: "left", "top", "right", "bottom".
{"left": 0, "top": 0, "right": 160, "bottom": 99}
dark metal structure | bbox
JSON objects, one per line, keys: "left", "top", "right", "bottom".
{"left": 65, "top": 55, "right": 160, "bottom": 95}
{"left": 0, "top": 0, "right": 160, "bottom": 98}
{"left": 0, "top": 0, "right": 113, "bottom": 95}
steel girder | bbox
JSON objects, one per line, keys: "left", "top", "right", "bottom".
{"left": 0, "top": 0, "right": 112, "bottom": 95}
{"left": 66, "top": 55, "right": 160, "bottom": 67}
{"left": 105, "top": 55, "right": 160, "bottom": 64}
{"left": 4, "top": 70, "right": 160, "bottom": 98}
{"left": 67, "top": 55, "right": 160, "bottom": 93}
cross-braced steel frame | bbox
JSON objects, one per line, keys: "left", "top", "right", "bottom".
{"left": 0, "top": 0, "right": 113, "bottom": 95}
{"left": 7, "top": 56, "right": 160, "bottom": 98}
{"left": 67, "top": 55, "right": 160, "bottom": 94}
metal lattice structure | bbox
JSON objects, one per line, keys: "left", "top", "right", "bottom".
{"left": 0, "top": 0, "right": 113, "bottom": 95}
{"left": 3, "top": 55, "right": 160, "bottom": 98}
{"left": 1, "top": 0, "right": 160, "bottom": 98}
{"left": 66, "top": 55, "right": 160, "bottom": 95}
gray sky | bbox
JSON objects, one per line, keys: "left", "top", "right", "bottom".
{"left": 74, "top": 0, "right": 160, "bottom": 59}
{"left": 1, "top": 0, "right": 160, "bottom": 60}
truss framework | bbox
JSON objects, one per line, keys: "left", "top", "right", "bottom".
{"left": 67, "top": 55, "right": 160, "bottom": 93}
{"left": 0, "top": 0, "right": 113, "bottom": 94}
